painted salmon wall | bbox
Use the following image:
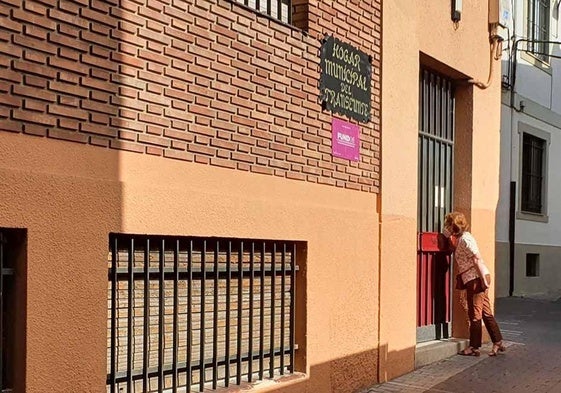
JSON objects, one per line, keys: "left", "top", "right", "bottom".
{"left": 381, "top": 0, "right": 501, "bottom": 380}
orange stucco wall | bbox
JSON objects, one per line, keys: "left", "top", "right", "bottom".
{"left": 0, "top": 0, "right": 503, "bottom": 391}
{"left": 1, "top": 0, "right": 384, "bottom": 390}
{"left": 0, "top": 132, "right": 379, "bottom": 392}
{"left": 381, "top": 0, "right": 501, "bottom": 381}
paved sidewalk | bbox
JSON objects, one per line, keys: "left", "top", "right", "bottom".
{"left": 361, "top": 296, "right": 561, "bottom": 393}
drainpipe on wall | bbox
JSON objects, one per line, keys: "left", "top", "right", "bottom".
{"left": 509, "top": 181, "right": 516, "bottom": 296}
{"left": 508, "top": 37, "right": 520, "bottom": 297}
{"left": 508, "top": 0, "right": 517, "bottom": 298}
{"left": 468, "top": 24, "right": 503, "bottom": 90}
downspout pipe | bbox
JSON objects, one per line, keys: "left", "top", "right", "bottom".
{"left": 508, "top": 38, "right": 524, "bottom": 297}
{"left": 469, "top": 33, "right": 503, "bottom": 89}
{"left": 509, "top": 181, "right": 515, "bottom": 296}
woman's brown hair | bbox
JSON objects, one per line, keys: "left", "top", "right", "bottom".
{"left": 444, "top": 211, "right": 469, "bottom": 236}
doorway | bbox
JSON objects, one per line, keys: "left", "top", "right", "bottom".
{"left": 416, "top": 69, "right": 455, "bottom": 342}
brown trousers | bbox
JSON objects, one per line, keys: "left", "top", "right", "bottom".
{"left": 465, "top": 278, "right": 503, "bottom": 349}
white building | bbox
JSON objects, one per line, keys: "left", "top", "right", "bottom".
{"left": 497, "top": 0, "right": 561, "bottom": 299}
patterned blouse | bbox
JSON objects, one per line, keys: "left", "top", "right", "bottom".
{"left": 454, "top": 232, "right": 480, "bottom": 284}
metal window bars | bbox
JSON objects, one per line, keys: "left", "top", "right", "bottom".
{"left": 233, "top": 0, "right": 291, "bottom": 24}
{"left": 527, "top": 0, "right": 550, "bottom": 62}
{"left": 418, "top": 69, "right": 454, "bottom": 234}
{"left": 521, "top": 133, "right": 545, "bottom": 213}
{"left": 107, "top": 235, "right": 298, "bottom": 393}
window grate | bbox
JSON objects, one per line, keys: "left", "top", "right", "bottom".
{"left": 107, "top": 235, "right": 298, "bottom": 392}
{"left": 233, "top": 0, "right": 291, "bottom": 24}
{"left": 521, "top": 133, "right": 545, "bottom": 214}
{"left": 527, "top": 0, "right": 550, "bottom": 62}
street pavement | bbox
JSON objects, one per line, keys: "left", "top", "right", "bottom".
{"left": 361, "top": 296, "right": 561, "bottom": 393}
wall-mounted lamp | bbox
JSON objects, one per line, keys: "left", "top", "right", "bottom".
{"left": 452, "top": 0, "right": 462, "bottom": 22}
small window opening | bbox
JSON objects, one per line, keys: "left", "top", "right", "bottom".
{"left": 526, "top": 253, "right": 540, "bottom": 277}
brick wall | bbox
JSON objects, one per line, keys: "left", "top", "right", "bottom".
{"left": 0, "top": 0, "right": 381, "bottom": 193}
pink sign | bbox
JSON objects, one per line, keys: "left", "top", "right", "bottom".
{"left": 332, "top": 118, "right": 360, "bottom": 161}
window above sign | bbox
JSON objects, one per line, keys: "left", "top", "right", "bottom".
{"left": 318, "top": 35, "right": 372, "bottom": 124}
{"left": 231, "top": 0, "right": 292, "bottom": 25}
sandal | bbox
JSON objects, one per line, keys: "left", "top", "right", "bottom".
{"left": 458, "top": 347, "right": 480, "bottom": 357}
{"left": 488, "top": 341, "right": 506, "bottom": 356}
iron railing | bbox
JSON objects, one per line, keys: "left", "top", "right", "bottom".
{"left": 107, "top": 235, "right": 298, "bottom": 392}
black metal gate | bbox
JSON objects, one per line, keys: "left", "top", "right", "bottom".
{"left": 417, "top": 69, "right": 455, "bottom": 342}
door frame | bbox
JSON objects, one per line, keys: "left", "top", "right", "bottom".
{"left": 416, "top": 68, "right": 455, "bottom": 343}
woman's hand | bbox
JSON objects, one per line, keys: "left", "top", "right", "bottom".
{"left": 449, "top": 235, "right": 458, "bottom": 250}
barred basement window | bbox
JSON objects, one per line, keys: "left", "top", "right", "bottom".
{"left": 233, "top": 0, "right": 291, "bottom": 24}
{"left": 107, "top": 235, "right": 300, "bottom": 393}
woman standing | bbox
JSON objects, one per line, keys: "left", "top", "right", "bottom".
{"left": 443, "top": 211, "right": 505, "bottom": 357}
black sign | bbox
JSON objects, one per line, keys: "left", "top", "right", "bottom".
{"left": 319, "top": 35, "right": 371, "bottom": 123}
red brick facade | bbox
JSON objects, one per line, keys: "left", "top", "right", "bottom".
{"left": 0, "top": 0, "right": 381, "bottom": 192}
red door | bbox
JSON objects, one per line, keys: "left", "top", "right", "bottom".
{"left": 417, "top": 232, "right": 452, "bottom": 342}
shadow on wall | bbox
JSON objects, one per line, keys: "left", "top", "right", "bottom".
{"left": 264, "top": 344, "right": 422, "bottom": 393}
{"left": 266, "top": 347, "right": 382, "bottom": 393}
{"left": 313, "top": 347, "right": 380, "bottom": 393}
